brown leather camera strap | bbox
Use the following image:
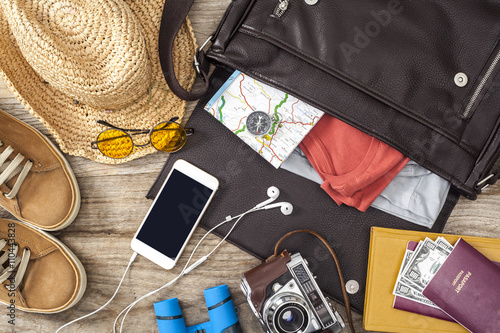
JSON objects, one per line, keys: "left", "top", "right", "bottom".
{"left": 267, "top": 229, "right": 356, "bottom": 333}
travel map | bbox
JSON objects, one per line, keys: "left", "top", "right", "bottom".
{"left": 204, "top": 71, "right": 324, "bottom": 168}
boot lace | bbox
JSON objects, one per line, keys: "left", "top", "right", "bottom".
{"left": 0, "top": 239, "right": 31, "bottom": 290}
{"left": 0, "top": 140, "right": 33, "bottom": 199}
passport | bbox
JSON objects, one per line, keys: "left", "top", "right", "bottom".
{"left": 422, "top": 238, "right": 500, "bottom": 333}
{"left": 364, "top": 227, "right": 500, "bottom": 333}
{"left": 393, "top": 239, "right": 500, "bottom": 323}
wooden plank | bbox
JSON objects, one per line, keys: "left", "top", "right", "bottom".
{"left": 0, "top": 1, "right": 499, "bottom": 332}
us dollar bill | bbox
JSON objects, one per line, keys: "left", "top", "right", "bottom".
{"left": 392, "top": 248, "right": 434, "bottom": 306}
{"left": 436, "top": 237, "right": 454, "bottom": 252}
{"left": 396, "top": 241, "right": 426, "bottom": 292}
{"left": 400, "top": 238, "right": 451, "bottom": 292}
{"left": 392, "top": 244, "right": 439, "bottom": 308}
{"left": 393, "top": 245, "right": 425, "bottom": 295}
{"left": 392, "top": 248, "right": 414, "bottom": 295}
{"left": 393, "top": 281, "right": 439, "bottom": 308}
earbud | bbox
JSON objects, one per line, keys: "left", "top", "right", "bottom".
{"left": 254, "top": 186, "right": 280, "bottom": 208}
{"left": 252, "top": 187, "right": 293, "bottom": 215}
{"left": 262, "top": 202, "right": 293, "bottom": 215}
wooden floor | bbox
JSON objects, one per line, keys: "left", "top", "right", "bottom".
{"left": 1, "top": 1, "right": 500, "bottom": 332}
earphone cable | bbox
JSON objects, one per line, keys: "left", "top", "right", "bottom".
{"left": 55, "top": 252, "right": 138, "bottom": 333}
{"left": 54, "top": 190, "right": 284, "bottom": 332}
{"left": 114, "top": 208, "right": 258, "bottom": 333}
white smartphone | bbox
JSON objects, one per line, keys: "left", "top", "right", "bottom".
{"left": 131, "top": 159, "right": 219, "bottom": 270}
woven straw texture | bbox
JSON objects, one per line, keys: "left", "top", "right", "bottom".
{"left": 0, "top": 0, "right": 197, "bottom": 164}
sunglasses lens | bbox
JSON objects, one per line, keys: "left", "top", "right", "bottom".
{"left": 150, "top": 122, "right": 187, "bottom": 152}
{"left": 96, "top": 129, "right": 133, "bottom": 158}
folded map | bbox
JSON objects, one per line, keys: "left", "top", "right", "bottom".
{"left": 204, "top": 71, "right": 324, "bottom": 168}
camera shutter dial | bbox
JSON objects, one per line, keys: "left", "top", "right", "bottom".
{"left": 273, "top": 283, "right": 283, "bottom": 293}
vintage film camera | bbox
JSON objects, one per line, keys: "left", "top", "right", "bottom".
{"left": 241, "top": 251, "right": 345, "bottom": 333}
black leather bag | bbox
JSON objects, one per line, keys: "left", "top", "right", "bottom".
{"left": 159, "top": 0, "right": 500, "bottom": 199}
{"left": 147, "top": 66, "right": 461, "bottom": 314}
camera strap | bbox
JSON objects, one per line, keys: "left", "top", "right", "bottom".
{"left": 267, "top": 229, "right": 356, "bottom": 333}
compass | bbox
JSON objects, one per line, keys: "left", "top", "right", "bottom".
{"left": 246, "top": 111, "right": 273, "bottom": 136}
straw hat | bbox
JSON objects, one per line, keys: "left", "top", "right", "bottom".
{"left": 0, "top": 0, "right": 197, "bottom": 164}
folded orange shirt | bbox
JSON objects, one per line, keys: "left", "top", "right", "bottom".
{"left": 300, "top": 115, "right": 409, "bottom": 212}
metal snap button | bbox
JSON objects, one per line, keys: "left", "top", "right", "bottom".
{"left": 454, "top": 73, "right": 468, "bottom": 87}
{"left": 345, "top": 280, "right": 360, "bottom": 294}
{"left": 305, "top": 0, "right": 318, "bottom": 5}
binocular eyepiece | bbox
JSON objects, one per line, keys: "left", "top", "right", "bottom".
{"left": 154, "top": 284, "right": 242, "bottom": 333}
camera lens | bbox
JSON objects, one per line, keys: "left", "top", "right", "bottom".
{"left": 275, "top": 304, "right": 308, "bottom": 333}
{"left": 283, "top": 310, "right": 296, "bottom": 323}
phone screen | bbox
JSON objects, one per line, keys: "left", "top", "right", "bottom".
{"left": 136, "top": 169, "right": 214, "bottom": 259}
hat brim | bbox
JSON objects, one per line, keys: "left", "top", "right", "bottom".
{"left": 0, "top": 0, "right": 197, "bottom": 164}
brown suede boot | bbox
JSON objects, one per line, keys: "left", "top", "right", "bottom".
{"left": 0, "top": 110, "right": 80, "bottom": 231}
{"left": 0, "top": 219, "right": 86, "bottom": 313}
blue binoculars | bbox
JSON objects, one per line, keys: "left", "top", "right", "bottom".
{"left": 154, "top": 284, "right": 242, "bottom": 333}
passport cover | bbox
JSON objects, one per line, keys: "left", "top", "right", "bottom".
{"left": 364, "top": 227, "right": 500, "bottom": 333}
{"left": 394, "top": 241, "right": 500, "bottom": 323}
{"left": 393, "top": 296, "right": 453, "bottom": 323}
{"left": 147, "top": 67, "right": 460, "bottom": 314}
{"left": 422, "top": 238, "right": 500, "bottom": 333}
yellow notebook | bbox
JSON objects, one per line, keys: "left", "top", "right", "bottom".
{"left": 363, "top": 227, "right": 500, "bottom": 333}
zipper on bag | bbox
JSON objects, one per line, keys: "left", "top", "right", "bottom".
{"left": 274, "top": 0, "right": 289, "bottom": 17}
{"left": 463, "top": 49, "right": 500, "bottom": 118}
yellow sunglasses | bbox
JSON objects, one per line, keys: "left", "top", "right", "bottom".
{"left": 91, "top": 117, "right": 194, "bottom": 159}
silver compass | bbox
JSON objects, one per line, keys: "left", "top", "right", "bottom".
{"left": 246, "top": 111, "right": 273, "bottom": 136}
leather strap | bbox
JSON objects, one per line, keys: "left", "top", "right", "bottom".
{"left": 267, "top": 230, "right": 356, "bottom": 333}
{"left": 158, "top": 0, "right": 210, "bottom": 101}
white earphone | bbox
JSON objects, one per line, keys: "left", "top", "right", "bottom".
{"left": 254, "top": 186, "right": 293, "bottom": 215}
{"left": 254, "top": 186, "right": 280, "bottom": 208}
{"left": 262, "top": 202, "right": 293, "bottom": 215}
